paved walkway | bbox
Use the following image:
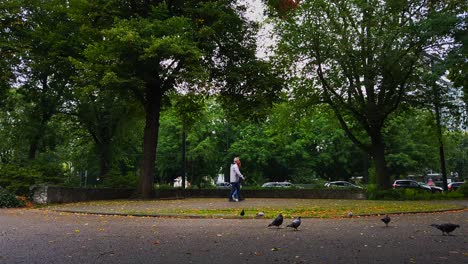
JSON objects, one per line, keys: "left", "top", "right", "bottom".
{"left": 1, "top": 203, "right": 467, "bottom": 264}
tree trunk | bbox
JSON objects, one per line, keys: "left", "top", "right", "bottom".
{"left": 182, "top": 124, "right": 186, "bottom": 190}
{"left": 28, "top": 135, "right": 40, "bottom": 160}
{"left": 98, "top": 143, "right": 110, "bottom": 182}
{"left": 28, "top": 115, "right": 48, "bottom": 160}
{"left": 434, "top": 92, "right": 448, "bottom": 191}
{"left": 138, "top": 84, "right": 163, "bottom": 199}
{"left": 28, "top": 76, "right": 51, "bottom": 160}
{"left": 362, "top": 151, "right": 370, "bottom": 184}
{"left": 369, "top": 130, "right": 391, "bottom": 189}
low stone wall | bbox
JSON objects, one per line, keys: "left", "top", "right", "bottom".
{"left": 32, "top": 186, "right": 135, "bottom": 204}
{"left": 156, "top": 188, "right": 366, "bottom": 200}
{"left": 32, "top": 187, "right": 365, "bottom": 204}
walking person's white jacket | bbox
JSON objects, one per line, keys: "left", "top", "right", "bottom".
{"left": 230, "top": 162, "right": 244, "bottom": 183}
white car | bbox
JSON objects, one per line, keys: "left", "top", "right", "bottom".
{"left": 324, "top": 181, "right": 363, "bottom": 189}
{"left": 261, "top": 182, "right": 303, "bottom": 188}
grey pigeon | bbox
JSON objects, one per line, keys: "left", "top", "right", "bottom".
{"left": 381, "top": 215, "right": 391, "bottom": 227}
{"left": 240, "top": 209, "right": 245, "bottom": 216}
{"left": 347, "top": 212, "right": 353, "bottom": 218}
{"left": 286, "top": 217, "right": 301, "bottom": 231}
{"left": 430, "top": 223, "right": 460, "bottom": 236}
{"left": 256, "top": 212, "right": 265, "bottom": 217}
{"left": 268, "top": 213, "right": 283, "bottom": 228}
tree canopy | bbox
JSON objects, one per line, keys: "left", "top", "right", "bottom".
{"left": 0, "top": 0, "right": 466, "bottom": 195}
{"left": 267, "top": 0, "right": 467, "bottom": 188}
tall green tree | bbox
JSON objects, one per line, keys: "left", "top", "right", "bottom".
{"left": 6, "top": 0, "right": 80, "bottom": 160}
{"left": 72, "top": 0, "right": 261, "bottom": 198}
{"left": 0, "top": 0, "right": 23, "bottom": 106}
{"left": 418, "top": 54, "right": 463, "bottom": 190}
{"left": 72, "top": 86, "right": 140, "bottom": 182}
{"left": 384, "top": 109, "right": 439, "bottom": 178}
{"left": 268, "top": 0, "right": 466, "bottom": 189}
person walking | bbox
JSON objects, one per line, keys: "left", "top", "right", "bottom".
{"left": 229, "top": 157, "right": 245, "bottom": 202}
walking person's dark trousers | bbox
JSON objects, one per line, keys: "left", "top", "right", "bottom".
{"left": 229, "top": 182, "right": 240, "bottom": 201}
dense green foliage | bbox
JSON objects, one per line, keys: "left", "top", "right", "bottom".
{"left": 266, "top": 0, "right": 467, "bottom": 189}
{"left": 0, "top": 0, "right": 466, "bottom": 196}
{"left": 366, "top": 184, "right": 465, "bottom": 200}
{"left": 0, "top": 187, "right": 25, "bottom": 208}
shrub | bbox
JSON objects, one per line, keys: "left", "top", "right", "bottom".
{"left": 0, "top": 162, "right": 65, "bottom": 196}
{"left": 366, "top": 185, "right": 465, "bottom": 200}
{"left": 456, "top": 183, "right": 468, "bottom": 197}
{"left": 445, "top": 191, "right": 464, "bottom": 199}
{"left": 155, "top": 183, "right": 176, "bottom": 190}
{"left": 0, "top": 164, "right": 42, "bottom": 195}
{"left": 366, "top": 185, "right": 406, "bottom": 200}
{"left": 100, "top": 171, "right": 138, "bottom": 188}
{"left": 0, "top": 187, "right": 25, "bottom": 208}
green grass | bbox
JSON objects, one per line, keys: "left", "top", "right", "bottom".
{"left": 43, "top": 198, "right": 464, "bottom": 219}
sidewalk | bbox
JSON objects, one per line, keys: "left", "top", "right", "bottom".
{"left": 2, "top": 205, "right": 467, "bottom": 264}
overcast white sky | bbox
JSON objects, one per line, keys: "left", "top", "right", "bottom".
{"left": 241, "top": 0, "right": 276, "bottom": 59}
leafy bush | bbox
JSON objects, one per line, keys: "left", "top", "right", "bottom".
{"left": 101, "top": 171, "right": 138, "bottom": 188}
{"left": 0, "top": 164, "right": 42, "bottom": 195}
{"left": 366, "top": 184, "right": 465, "bottom": 200}
{"left": 155, "top": 183, "right": 176, "bottom": 190}
{"left": 366, "top": 185, "right": 404, "bottom": 200}
{"left": 0, "top": 162, "right": 64, "bottom": 195}
{"left": 0, "top": 187, "right": 25, "bottom": 208}
{"left": 456, "top": 182, "right": 468, "bottom": 197}
{"left": 444, "top": 191, "right": 464, "bottom": 199}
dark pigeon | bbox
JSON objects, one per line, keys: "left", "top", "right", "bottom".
{"left": 268, "top": 213, "right": 283, "bottom": 228}
{"left": 381, "top": 215, "right": 391, "bottom": 227}
{"left": 286, "top": 217, "right": 301, "bottom": 231}
{"left": 431, "top": 223, "right": 460, "bottom": 236}
{"left": 240, "top": 209, "right": 245, "bottom": 216}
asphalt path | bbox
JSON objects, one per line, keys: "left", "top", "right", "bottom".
{"left": 1, "top": 204, "right": 467, "bottom": 264}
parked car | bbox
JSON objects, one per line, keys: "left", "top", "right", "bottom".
{"left": 418, "top": 182, "right": 443, "bottom": 193}
{"left": 261, "top": 182, "right": 303, "bottom": 188}
{"left": 392, "top": 180, "right": 431, "bottom": 191}
{"left": 448, "top": 182, "right": 465, "bottom": 191}
{"left": 324, "top": 181, "right": 363, "bottom": 189}
{"left": 215, "top": 182, "right": 231, "bottom": 189}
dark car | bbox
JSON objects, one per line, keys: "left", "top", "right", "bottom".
{"left": 324, "top": 181, "right": 363, "bottom": 189}
{"left": 393, "top": 180, "right": 431, "bottom": 192}
{"left": 448, "top": 182, "right": 465, "bottom": 191}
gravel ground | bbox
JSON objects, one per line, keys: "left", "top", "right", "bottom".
{"left": 1, "top": 200, "right": 467, "bottom": 264}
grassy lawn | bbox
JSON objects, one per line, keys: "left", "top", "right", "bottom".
{"left": 44, "top": 198, "right": 464, "bottom": 219}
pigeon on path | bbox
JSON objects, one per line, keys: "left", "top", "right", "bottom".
{"left": 286, "top": 217, "right": 301, "bottom": 231}
{"left": 381, "top": 215, "right": 391, "bottom": 227}
{"left": 268, "top": 213, "right": 283, "bottom": 228}
{"left": 240, "top": 209, "right": 245, "bottom": 216}
{"left": 430, "top": 223, "right": 460, "bottom": 236}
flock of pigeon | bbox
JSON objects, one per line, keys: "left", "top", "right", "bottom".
{"left": 267, "top": 213, "right": 302, "bottom": 230}
{"left": 239, "top": 210, "right": 460, "bottom": 235}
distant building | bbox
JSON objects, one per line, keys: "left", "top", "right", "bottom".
{"left": 216, "top": 173, "right": 225, "bottom": 184}
{"left": 173, "top": 176, "right": 190, "bottom": 188}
